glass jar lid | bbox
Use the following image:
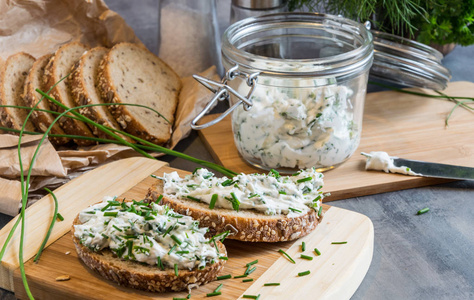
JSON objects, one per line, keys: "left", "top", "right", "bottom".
{"left": 370, "top": 30, "right": 451, "bottom": 90}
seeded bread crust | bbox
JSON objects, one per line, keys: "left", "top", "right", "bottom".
{"left": 97, "top": 42, "right": 181, "bottom": 145}
{"left": 72, "top": 215, "right": 226, "bottom": 292}
{"left": 69, "top": 47, "right": 133, "bottom": 143}
{"left": 22, "top": 54, "right": 70, "bottom": 145}
{"left": 0, "top": 53, "right": 38, "bottom": 133}
{"left": 146, "top": 186, "right": 323, "bottom": 243}
{"left": 44, "top": 42, "right": 96, "bottom": 146}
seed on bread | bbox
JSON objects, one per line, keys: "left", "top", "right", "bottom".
{"left": 97, "top": 42, "right": 182, "bottom": 145}
{"left": 0, "top": 52, "right": 38, "bottom": 133}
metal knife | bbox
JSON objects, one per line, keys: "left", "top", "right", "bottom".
{"left": 361, "top": 152, "right": 474, "bottom": 181}
{"left": 391, "top": 158, "right": 474, "bottom": 181}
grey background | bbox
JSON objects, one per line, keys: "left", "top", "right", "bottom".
{"left": 1, "top": 0, "right": 474, "bottom": 299}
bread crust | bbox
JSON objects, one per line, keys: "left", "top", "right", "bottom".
{"left": 69, "top": 47, "right": 133, "bottom": 143}
{"left": 72, "top": 215, "right": 226, "bottom": 292}
{"left": 96, "top": 42, "right": 181, "bottom": 145}
{"left": 22, "top": 54, "right": 70, "bottom": 146}
{"left": 43, "top": 42, "right": 96, "bottom": 146}
{"left": 146, "top": 186, "right": 323, "bottom": 243}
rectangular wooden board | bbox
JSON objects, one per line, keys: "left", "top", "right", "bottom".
{"left": 198, "top": 81, "right": 474, "bottom": 201}
{"left": 5, "top": 158, "right": 373, "bottom": 300}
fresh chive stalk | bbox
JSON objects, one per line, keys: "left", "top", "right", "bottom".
{"left": 300, "top": 254, "right": 313, "bottom": 261}
{"left": 278, "top": 249, "right": 296, "bottom": 264}
{"left": 264, "top": 283, "right": 280, "bottom": 286}
{"left": 331, "top": 241, "right": 348, "bottom": 244}
{"left": 33, "top": 188, "right": 59, "bottom": 262}
{"left": 417, "top": 207, "right": 430, "bottom": 215}
{"left": 298, "top": 270, "right": 311, "bottom": 277}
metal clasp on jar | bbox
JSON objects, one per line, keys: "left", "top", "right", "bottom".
{"left": 191, "top": 65, "right": 259, "bottom": 130}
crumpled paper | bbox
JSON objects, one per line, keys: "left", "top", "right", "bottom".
{"left": 0, "top": 0, "right": 220, "bottom": 216}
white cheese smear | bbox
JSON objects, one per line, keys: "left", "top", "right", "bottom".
{"left": 162, "top": 168, "right": 325, "bottom": 218}
{"left": 363, "top": 151, "right": 422, "bottom": 176}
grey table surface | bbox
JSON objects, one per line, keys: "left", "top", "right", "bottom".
{"left": 1, "top": 1, "right": 474, "bottom": 299}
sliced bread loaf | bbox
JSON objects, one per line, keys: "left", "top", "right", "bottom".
{"left": 147, "top": 184, "right": 322, "bottom": 243}
{"left": 44, "top": 42, "right": 96, "bottom": 146}
{"left": 69, "top": 47, "right": 132, "bottom": 143}
{"left": 97, "top": 42, "right": 181, "bottom": 145}
{"left": 22, "top": 54, "right": 70, "bottom": 145}
{"left": 0, "top": 53, "right": 38, "bottom": 133}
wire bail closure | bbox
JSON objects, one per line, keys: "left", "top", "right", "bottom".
{"left": 191, "top": 64, "right": 259, "bottom": 130}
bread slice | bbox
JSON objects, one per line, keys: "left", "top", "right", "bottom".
{"left": 0, "top": 53, "right": 38, "bottom": 133}
{"left": 44, "top": 42, "right": 96, "bottom": 146}
{"left": 97, "top": 42, "right": 181, "bottom": 145}
{"left": 146, "top": 185, "right": 322, "bottom": 243}
{"left": 72, "top": 213, "right": 226, "bottom": 292}
{"left": 22, "top": 54, "right": 70, "bottom": 145}
{"left": 69, "top": 47, "right": 133, "bottom": 143}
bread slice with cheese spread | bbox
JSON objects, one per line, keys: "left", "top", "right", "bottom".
{"left": 146, "top": 169, "right": 324, "bottom": 243}
{"left": 72, "top": 199, "right": 227, "bottom": 292}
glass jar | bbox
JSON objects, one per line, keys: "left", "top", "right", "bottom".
{"left": 193, "top": 13, "right": 374, "bottom": 173}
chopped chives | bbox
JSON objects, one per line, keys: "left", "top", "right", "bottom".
{"left": 246, "top": 266, "right": 256, "bottom": 275}
{"left": 172, "top": 298, "right": 187, "bottom": 300}
{"left": 331, "top": 241, "right": 347, "bottom": 244}
{"left": 168, "top": 245, "right": 177, "bottom": 255}
{"left": 171, "top": 235, "right": 182, "bottom": 245}
{"left": 174, "top": 263, "right": 179, "bottom": 276}
{"left": 214, "top": 283, "right": 223, "bottom": 293}
{"left": 301, "top": 241, "right": 306, "bottom": 252}
{"left": 101, "top": 233, "right": 109, "bottom": 239}
{"left": 144, "top": 216, "right": 154, "bottom": 221}
{"left": 417, "top": 207, "right": 430, "bottom": 215}
{"left": 297, "top": 177, "right": 312, "bottom": 183}
{"left": 206, "top": 292, "right": 221, "bottom": 297}
{"left": 104, "top": 211, "right": 118, "bottom": 217}
{"left": 186, "top": 195, "right": 201, "bottom": 202}
{"left": 314, "top": 248, "right": 321, "bottom": 256}
{"left": 219, "top": 256, "right": 228, "bottom": 260}
{"left": 243, "top": 278, "right": 254, "bottom": 282}
{"left": 318, "top": 206, "right": 323, "bottom": 217}
{"left": 187, "top": 295, "right": 191, "bottom": 299}
{"left": 278, "top": 249, "right": 296, "bottom": 264}
{"left": 243, "top": 295, "right": 259, "bottom": 299}
{"left": 176, "top": 251, "right": 189, "bottom": 254}
{"left": 217, "top": 274, "right": 232, "bottom": 280}
{"left": 248, "top": 193, "right": 259, "bottom": 198}
{"left": 230, "top": 192, "right": 240, "bottom": 211}
{"left": 300, "top": 254, "right": 313, "bottom": 260}
{"left": 298, "top": 270, "right": 310, "bottom": 277}
{"left": 264, "top": 283, "right": 280, "bottom": 286}
{"left": 221, "top": 179, "right": 234, "bottom": 186}
{"left": 288, "top": 207, "right": 302, "bottom": 213}
{"left": 156, "top": 194, "right": 163, "bottom": 203}
{"left": 100, "top": 203, "right": 112, "bottom": 211}
{"left": 209, "top": 194, "right": 218, "bottom": 209}
{"left": 157, "top": 256, "right": 164, "bottom": 270}
{"left": 246, "top": 259, "right": 258, "bottom": 267}
{"left": 56, "top": 213, "right": 64, "bottom": 221}
{"left": 270, "top": 169, "right": 280, "bottom": 178}
{"left": 163, "top": 225, "right": 174, "bottom": 237}
{"left": 234, "top": 274, "right": 247, "bottom": 278}
{"left": 85, "top": 211, "right": 96, "bottom": 214}
{"left": 112, "top": 225, "right": 122, "bottom": 232}
{"left": 279, "top": 190, "right": 286, "bottom": 195}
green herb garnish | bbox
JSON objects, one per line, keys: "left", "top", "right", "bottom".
{"left": 314, "top": 248, "right": 321, "bottom": 256}
{"left": 331, "top": 241, "right": 347, "bottom": 244}
{"left": 300, "top": 254, "right": 313, "bottom": 260}
{"left": 209, "top": 194, "right": 218, "bottom": 209}
{"left": 217, "top": 274, "right": 232, "bottom": 280}
{"left": 417, "top": 207, "right": 430, "bottom": 215}
{"left": 264, "top": 282, "right": 280, "bottom": 286}
{"left": 298, "top": 270, "right": 311, "bottom": 277}
{"left": 243, "top": 278, "right": 254, "bottom": 282}
{"left": 278, "top": 249, "right": 296, "bottom": 264}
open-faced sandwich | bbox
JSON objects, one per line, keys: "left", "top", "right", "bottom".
{"left": 72, "top": 197, "right": 227, "bottom": 292}
{"left": 147, "top": 168, "right": 326, "bottom": 243}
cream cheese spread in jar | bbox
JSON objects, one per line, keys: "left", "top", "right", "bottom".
{"left": 232, "top": 82, "right": 359, "bottom": 171}
{"left": 74, "top": 197, "right": 222, "bottom": 270}
{"left": 364, "top": 151, "right": 422, "bottom": 176}
{"left": 162, "top": 168, "right": 325, "bottom": 218}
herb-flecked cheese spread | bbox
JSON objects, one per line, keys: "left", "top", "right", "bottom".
{"left": 74, "top": 198, "right": 223, "bottom": 270}
{"left": 232, "top": 82, "right": 359, "bottom": 170}
{"left": 162, "top": 168, "right": 325, "bottom": 218}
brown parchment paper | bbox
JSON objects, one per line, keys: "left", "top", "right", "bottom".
{"left": 0, "top": 0, "right": 220, "bottom": 216}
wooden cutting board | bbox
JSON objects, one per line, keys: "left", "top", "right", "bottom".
{"left": 198, "top": 81, "right": 474, "bottom": 201}
{"left": 0, "top": 157, "right": 373, "bottom": 299}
